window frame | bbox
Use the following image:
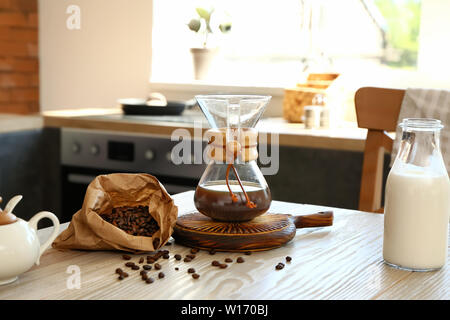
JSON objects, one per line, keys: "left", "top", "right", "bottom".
{"left": 148, "top": 0, "right": 450, "bottom": 119}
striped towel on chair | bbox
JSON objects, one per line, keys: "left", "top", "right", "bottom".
{"left": 390, "top": 88, "right": 450, "bottom": 172}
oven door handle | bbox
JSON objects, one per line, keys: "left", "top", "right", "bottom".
{"left": 67, "top": 173, "right": 97, "bottom": 185}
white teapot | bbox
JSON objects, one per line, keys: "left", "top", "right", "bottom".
{"left": 0, "top": 195, "right": 60, "bottom": 285}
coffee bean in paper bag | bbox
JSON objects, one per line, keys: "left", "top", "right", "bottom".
{"left": 52, "top": 173, "right": 178, "bottom": 253}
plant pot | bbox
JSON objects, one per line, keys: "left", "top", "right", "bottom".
{"left": 190, "top": 47, "right": 219, "bottom": 80}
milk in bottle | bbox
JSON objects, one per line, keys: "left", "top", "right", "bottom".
{"left": 383, "top": 118, "right": 450, "bottom": 271}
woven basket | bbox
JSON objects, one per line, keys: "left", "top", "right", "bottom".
{"left": 283, "top": 73, "right": 339, "bottom": 123}
{"left": 306, "top": 73, "right": 339, "bottom": 81}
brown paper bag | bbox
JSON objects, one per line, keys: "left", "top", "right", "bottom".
{"left": 52, "top": 173, "right": 178, "bottom": 253}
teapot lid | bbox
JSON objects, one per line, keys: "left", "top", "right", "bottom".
{"left": 0, "top": 196, "right": 21, "bottom": 226}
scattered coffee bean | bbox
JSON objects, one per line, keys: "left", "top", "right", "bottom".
{"left": 157, "top": 250, "right": 169, "bottom": 257}
{"left": 275, "top": 263, "right": 285, "bottom": 270}
{"left": 116, "top": 247, "right": 293, "bottom": 284}
{"left": 165, "top": 241, "right": 172, "bottom": 246}
{"left": 151, "top": 252, "right": 162, "bottom": 261}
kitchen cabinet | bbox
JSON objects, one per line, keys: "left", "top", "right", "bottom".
{"left": 265, "top": 145, "right": 391, "bottom": 209}
{"left": 0, "top": 127, "right": 60, "bottom": 225}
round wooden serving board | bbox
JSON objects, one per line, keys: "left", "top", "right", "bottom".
{"left": 172, "top": 211, "right": 333, "bottom": 252}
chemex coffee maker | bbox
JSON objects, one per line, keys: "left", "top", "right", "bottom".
{"left": 173, "top": 95, "right": 333, "bottom": 252}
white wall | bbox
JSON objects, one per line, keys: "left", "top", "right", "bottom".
{"left": 39, "top": 0, "right": 153, "bottom": 110}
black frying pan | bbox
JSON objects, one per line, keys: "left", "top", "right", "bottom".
{"left": 119, "top": 93, "right": 196, "bottom": 116}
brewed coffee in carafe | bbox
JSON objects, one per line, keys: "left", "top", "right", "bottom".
{"left": 194, "top": 95, "right": 272, "bottom": 222}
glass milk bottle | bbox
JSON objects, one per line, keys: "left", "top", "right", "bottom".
{"left": 383, "top": 118, "right": 450, "bottom": 271}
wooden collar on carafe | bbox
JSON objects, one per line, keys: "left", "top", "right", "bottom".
{"left": 206, "top": 128, "right": 258, "bottom": 208}
{"left": 205, "top": 128, "right": 258, "bottom": 162}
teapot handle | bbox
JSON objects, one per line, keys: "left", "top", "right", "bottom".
{"left": 28, "top": 211, "right": 60, "bottom": 265}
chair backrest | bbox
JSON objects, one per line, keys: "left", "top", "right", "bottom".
{"left": 355, "top": 87, "right": 405, "bottom": 212}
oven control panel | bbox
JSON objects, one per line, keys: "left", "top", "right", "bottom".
{"left": 61, "top": 128, "right": 206, "bottom": 179}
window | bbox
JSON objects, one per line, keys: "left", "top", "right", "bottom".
{"left": 151, "top": 0, "right": 424, "bottom": 87}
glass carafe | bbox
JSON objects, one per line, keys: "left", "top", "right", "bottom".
{"left": 383, "top": 118, "right": 450, "bottom": 271}
{"left": 194, "top": 95, "right": 272, "bottom": 222}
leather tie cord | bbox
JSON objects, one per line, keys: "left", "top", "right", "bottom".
{"left": 207, "top": 128, "right": 258, "bottom": 208}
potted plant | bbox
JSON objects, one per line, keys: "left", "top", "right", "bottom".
{"left": 187, "top": 7, "right": 231, "bottom": 80}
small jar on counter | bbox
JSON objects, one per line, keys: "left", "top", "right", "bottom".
{"left": 303, "top": 93, "right": 329, "bottom": 129}
{"left": 303, "top": 106, "right": 322, "bottom": 129}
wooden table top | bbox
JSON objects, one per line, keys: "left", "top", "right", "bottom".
{"left": 0, "top": 191, "right": 448, "bottom": 300}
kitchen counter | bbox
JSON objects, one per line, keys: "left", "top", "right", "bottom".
{"left": 0, "top": 113, "right": 43, "bottom": 133}
{"left": 43, "top": 108, "right": 368, "bottom": 152}
{"left": 0, "top": 191, "right": 447, "bottom": 300}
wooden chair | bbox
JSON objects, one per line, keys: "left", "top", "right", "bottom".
{"left": 355, "top": 87, "right": 405, "bottom": 213}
